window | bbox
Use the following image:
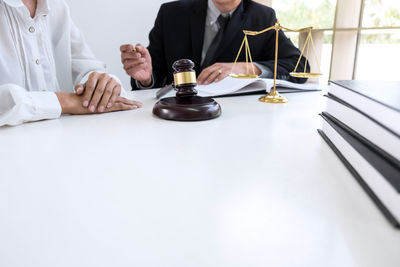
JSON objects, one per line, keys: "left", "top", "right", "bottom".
{"left": 274, "top": 0, "right": 336, "bottom": 29}
{"left": 355, "top": 0, "right": 400, "bottom": 80}
{"left": 362, "top": 0, "right": 400, "bottom": 27}
{"left": 268, "top": 0, "right": 400, "bottom": 80}
{"left": 273, "top": 0, "right": 336, "bottom": 81}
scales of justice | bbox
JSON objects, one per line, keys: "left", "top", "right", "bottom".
{"left": 230, "top": 22, "right": 322, "bottom": 103}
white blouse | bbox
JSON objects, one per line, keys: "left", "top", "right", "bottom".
{"left": 0, "top": 0, "right": 121, "bottom": 126}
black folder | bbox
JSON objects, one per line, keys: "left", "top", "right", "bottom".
{"left": 319, "top": 112, "right": 400, "bottom": 228}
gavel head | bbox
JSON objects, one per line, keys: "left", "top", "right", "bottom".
{"left": 173, "top": 59, "right": 197, "bottom": 98}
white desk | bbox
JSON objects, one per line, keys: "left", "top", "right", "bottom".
{"left": 0, "top": 89, "right": 399, "bottom": 267}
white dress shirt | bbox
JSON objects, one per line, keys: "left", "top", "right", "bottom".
{"left": 0, "top": 0, "right": 122, "bottom": 126}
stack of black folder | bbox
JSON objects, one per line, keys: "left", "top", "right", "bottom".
{"left": 318, "top": 80, "right": 400, "bottom": 228}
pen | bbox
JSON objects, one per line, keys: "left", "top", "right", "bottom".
{"left": 156, "top": 83, "right": 174, "bottom": 99}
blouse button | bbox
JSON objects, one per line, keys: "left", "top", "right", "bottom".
{"left": 35, "top": 59, "right": 40, "bottom": 65}
{"left": 29, "top": 26, "right": 35, "bottom": 33}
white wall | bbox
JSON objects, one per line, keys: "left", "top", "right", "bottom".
{"left": 65, "top": 0, "right": 169, "bottom": 90}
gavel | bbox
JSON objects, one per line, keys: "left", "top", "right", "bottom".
{"left": 153, "top": 59, "right": 221, "bottom": 121}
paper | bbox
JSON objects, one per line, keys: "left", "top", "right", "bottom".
{"left": 157, "top": 77, "right": 323, "bottom": 98}
{"left": 196, "top": 77, "right": 322, "bottom": 97}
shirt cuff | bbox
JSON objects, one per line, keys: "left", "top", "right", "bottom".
{"left": 254, "top": 63, "right": 273, "bottom": 79}
{"left": 0, "top": 85, "right": 61, "bottom": 127}
{"left": 135, "top": 74, "right": 155, "bottom": 89}
{"left": 30, "top": 91, "right": 62, "bottom": 121}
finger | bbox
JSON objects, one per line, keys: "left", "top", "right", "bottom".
{"left": 214, "top": 71, "right": 228, "bottom": 83}
{"left": 205, "top": 69, "right": 223, "bottom": 84}
{"left": 74, "top": 84, "right": 84, "bottom": 95}
{"left": 97, "top": 80, "right": 116, "bottom": 112}
{"left": 135, "top": 47, "right": 148, "bottom": 61}
{"left": 108, "top": 85, "right": 119, "bottom": 109}
{"left": 116, "top": 96, "right": 143, "bottom": 108}
{"left": 123, "top": 61, "right": 147, "bottom": 72}
{"left": 108, "top": 100, "right": 141, "bottom": 112}
{"left": 197, "top": 70, "right": 210, "bottom": 85}
{"left": 120, "top": 44, "right": 134, "bottom": 53}
{"left": 82, "top": 72, "right": 100, "bottom": 107}
{"left": 123, "top": 57, "right": 146, "bottom": 67}
{"left": 197, "top": 64, "right": 217, "bottom": 83}
{"left": 121, "top": 51, "right": 142, "bottom": 61}
{"left": 135, "top": 44, "right": 145, "bottom": 53}
{"left": 110, "top": 103, "right": 138, "bottom": 112}
{"left": 125, "top": 64, "right": 151, "bottom": 79}
{"left": 88, "top": 73, "right": 110, "bottom": 112}
{"left": 135, "top": 44, "right": 151, "bottom": 59}
{"left": 198, "top": 65, "right": 219, "bottom": 84}
{"left": 106, "top": 83, "right": 121, "bottom": 109}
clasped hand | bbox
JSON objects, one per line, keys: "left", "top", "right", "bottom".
{"left": 197, "top": 62, "right": 261, "bottom": 85}
{"left": 56, "top": 92, "right": 141, "bottom": 115}
{"left": 56, "top": 72, "right": 142, "bottom": 115}
{"left": 75, "top": 72, "right": 123, "bottom": 113}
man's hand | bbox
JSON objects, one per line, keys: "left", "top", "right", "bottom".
{"left": 75, "top": 72, "right": 122, "bottom": 113}
{"left": 197, "top": 62, "right": 261, "bottom": 85}
{"left": 120, "top": 44, "right": 153, "bottom": 86}
{"left": 56, "top": 92, "right": 142, "bottom": 115}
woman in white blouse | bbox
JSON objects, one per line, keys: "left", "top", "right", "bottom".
{"left": 0, "top": 0, "right": 142, "bottom": 126}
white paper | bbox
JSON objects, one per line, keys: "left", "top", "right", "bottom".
{"left": 157, "top": 77, "right": 323, "bottom": 98}
{"left": 195, "top": 77, "right": 322, "bottom": 97}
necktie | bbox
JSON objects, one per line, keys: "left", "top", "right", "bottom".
{"left": 202, "top": 15, "right": 230, "bottom": 69}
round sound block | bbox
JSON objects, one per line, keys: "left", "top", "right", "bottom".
{"left": 153, "top": 96, "right": 222, "bottom": 121}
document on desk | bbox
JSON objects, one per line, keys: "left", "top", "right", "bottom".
{"left": 195, "top": 77, "right": 322, "bottom": 97}
{"left": 156, "top": 77, "right": 323, "bottom": 98}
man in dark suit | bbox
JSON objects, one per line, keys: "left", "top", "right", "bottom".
{"left": 120, "top": 0, "right": 307, "bottom": 90}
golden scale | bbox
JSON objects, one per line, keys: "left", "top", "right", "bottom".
{"left": 230, "top": 22, "right": 322, "bottom": 103}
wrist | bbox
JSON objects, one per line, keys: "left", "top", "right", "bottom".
{"left": 253, "top": 64, "right": 262, "bottom": 75}
{"left": 139, "top": 77, "right": 152, "bottom": 87}
{"left": 55, "top": 92, "right": 73, "bottom": 114}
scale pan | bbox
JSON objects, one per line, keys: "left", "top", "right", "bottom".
{"left": 290, "top": 72, "right": 322, "bottom": 78}
{"left": 229, "top": 73, "right": 259, "bottom": 79}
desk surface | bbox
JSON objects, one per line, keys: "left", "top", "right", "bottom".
{"left": 0, "top": 89, "right": 399, "bottom": 267}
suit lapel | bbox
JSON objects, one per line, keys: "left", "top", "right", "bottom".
{"left": 190, "top": 0, "right": 208, "bottom": 70}
{"left": 214, "top": 1, "right": 247, "bottom": 61}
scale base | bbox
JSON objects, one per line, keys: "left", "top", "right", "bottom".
{"left": 153, "top": 96, "right": 221, "bottom": 121}
{"left": 290, "top": 72, "right": 322, "bottom": 78}
{"left": 229, "top": 73, "right": 259, "bottom": 79}
{"left": 259, "top": 91, "right": 288, "bottom": 104}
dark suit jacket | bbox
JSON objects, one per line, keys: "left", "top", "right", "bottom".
{"left": 131, "top": 0, "right": 307, "bottom": 89}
